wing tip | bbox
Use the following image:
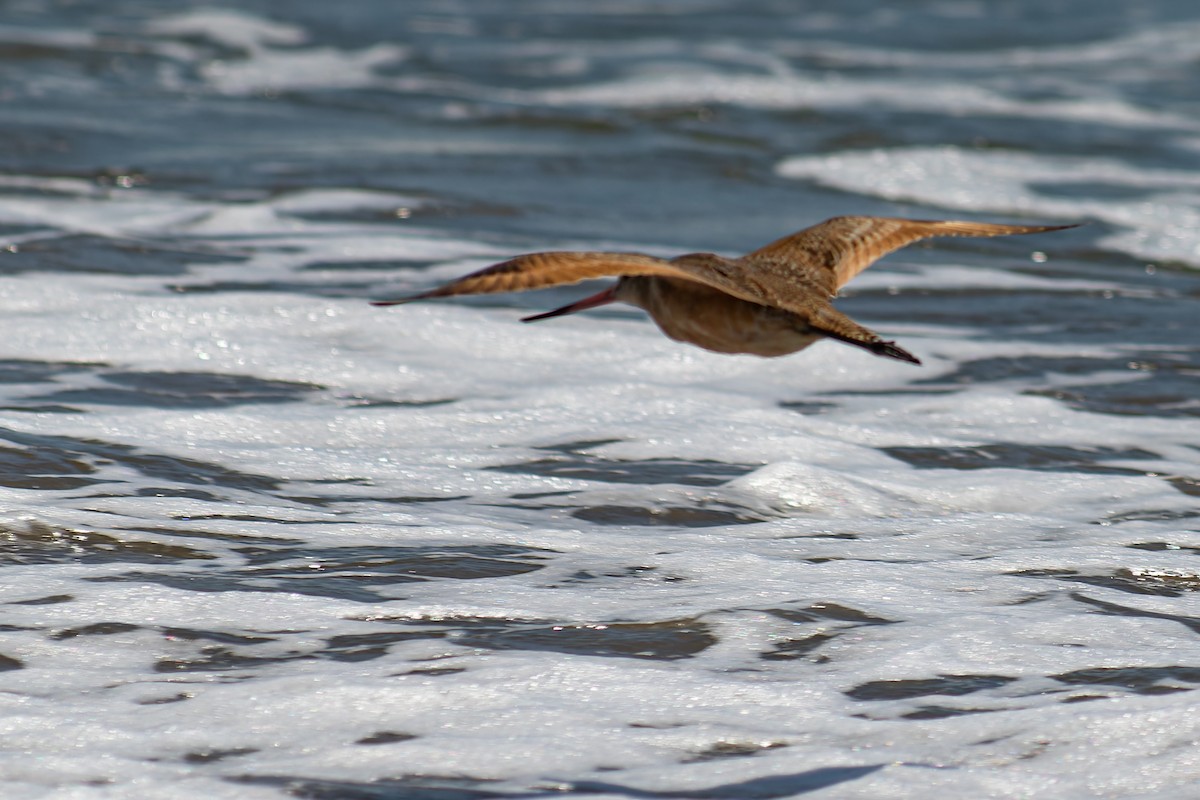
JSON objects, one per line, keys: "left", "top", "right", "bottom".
{"left": 1025, "top": 222, "right": 1083, "bottom": 233}
{"left": 899, "top": 218, "right": 1084, "bottom": 235}
{"left": 872, "top": 340, "right": 922, "bottom": 365}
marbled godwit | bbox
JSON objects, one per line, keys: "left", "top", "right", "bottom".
{"left": 373, "top": 216, "right": 1075, "bottom": 365}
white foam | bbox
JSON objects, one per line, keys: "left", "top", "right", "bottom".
{"left": 144, "top": 9, "right": 407, "bottom": 95}
{"left": 498, "top": 71, "right": 1198, "bottom": 132}
{"left": 143, "top": 9, "right": 307, "bottom": 50}
{"left": 200, "top": 43, "right": 407, "bottom": 95}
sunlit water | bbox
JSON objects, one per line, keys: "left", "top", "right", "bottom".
{"left": 2, "top": 2, "right": 1200, "bottom": 798}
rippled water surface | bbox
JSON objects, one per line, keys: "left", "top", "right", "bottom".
{"left": 2, "top": 1, "right": 1200, "bottom": 798}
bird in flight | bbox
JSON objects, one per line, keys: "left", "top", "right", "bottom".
{"left": 373, "top": 216, "right": 1075, "bottom": 365}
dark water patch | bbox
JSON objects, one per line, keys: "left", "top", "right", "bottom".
{"left": 759, "top": 603, "right": 895, "bottom": 662}
{"left": 398, "top": 666, "right": 465, "bottom": 677}
{"left": 838, "top": 287, "right": 1111, "bottom": 336}
{"left": 486, "top": 440, "right": 757, "bottom": 487}
{"left": 300, "top": 258, "right": 442, "bottom": 273}
{"left": 337, "top": 395, "right": 458, "bottom": 409}
{"left": 882, "top": 443, "right": 1158, "bottom": 475}
{"left": 901, "top": 705, "right": 998, "bottom": 721}
{"left": 138, "top": 692, "right": 193, "bottom": 705}
{"left": 233, "top": 764, "right": 884, "bottom": 799}
{"left": 0, "top": 358, "right": 103, "bottom": 384}
{"left": 346, "top": 614, "right": 716, "bottom": 661}
{"left": 116, "top": 524, "right": 305, "bottom": 546}
{"left": 323, "top": 631, "right": 443, "bottom": 663}
{"left": 509, "top": 490, "right": 575, "bottom": 500}
{"left": 0, "top": 234, "right": 242, "bottom": 276}
{"left": 0, "top": 403, "right": 84, "bottom": 414}
{"left": 0, "top": 524, "right": 216, "bottom": 566}
{"left": 1165, "top": 476, "right": 1200, "bottom": 498}
{"left": 685, "top": 740, "right": 787, "bottom": 763}
{"left": 474, "top": 106, "right": 629, "bottom": 135}
{"left": 0, "top": 222, "right": 43, "bottom": 242}
{"left": 141, "top": 627, "right": 294, "bottom": 674}
{"left": 0, "top": 439, "right": 100, "bottom": 490}
{"left": 766, "top": 603, "right": 896, "bottom": 626}
{"left": 356, "top": 731, "right": 418, "bottom": 745}
{"left": 536, "top": 438, "right": 620, "bottom": 451}
{"left": 1014, "top": 351, "right": 1200, "bottom": 419}
{"left": 1070, "top": 591, "right": 1200, "bottom": 635}
{"left": 844, "top": 279, "right": 1187, "bottom": 350}
{"left": 282, "top": 492, "right": 470, "bottom": 508}
{"left": 134, "top": 486, "right": 223, "bottom": 501}
{"left": 914, "top": 354, "right": 1135, "bottom": 387}
{"left": 1012, "top": 568, "right": 1200, "bottom": 598}
{"left": 798, "top": 532, "right": 861, "bottom": 540}
{"left": 571, "top": 767, "right": 887, "bottom": 798}
{"left": 8, "top": 593, "right": 74, "bottom": 605}
{"left": 162, "top": 627, "right": 280, "bottom": 646}
{"left": 1106, "top": 508, "right": 1200, "bottom": 523}
{"left": 173, "top": 513, "right": 328, "bottom": 524}
{"left": 1027, "top": 381, "right": 1200, "bottom": 419}
{"left": 0, "top": 426, "right": 283, "bottom": 493}
{"left": 51, "top": 621, "right": 141, "bottom": 640}
{"left": 154, "top": 628, "right": 436, "bottom": 673}
{"left": 845, "top": 674, "right": 1017, "bottom": 701}
{"left": 1127, "top": 541, "right": 1200, "bottom": 555}
{"left": 87, "top": 570, "right": 405, "bottom": 605}
{"left": 572, "top": 504, "right": 766, "bottom": 528}
{"left": 1052, "top": 665, "right": 1200, "bottom": 695}
{"left": 92, "top": 544, "right": 553, "bottom": 603}
{"left": 778, "top": 399, "right": 837, "bottom": 415}
{"left": 230, "top": 774, "right": 512, "bottom": 800}
{"left": 819, "top": 386, "right": 959, "bottom": 401}
{"left": 30, "top": 370, "right": 323, "bottom": 409}
{"left": 156, "top": 646, "right": 313, "bottom": 674}
{"left": 234, "top": 543, "right": 551, "bottom": 580}
{"left": 0, "top": 654, "right": 23, "bottom": 671}
{"left": 761, "top": 631, "right": 838, "bottom": 662}
{"left": 451, "top": 618, "right": 715, "bottom": 661}
{"left": 1029, "top": 181, "right": 1156, "bottom": 201}
{"left": 556, "top": 565, "right": 685, "bottom": 586}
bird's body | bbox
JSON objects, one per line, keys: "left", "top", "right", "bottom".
{"left": 616, "top": 273, "right": 822, "bottom": 357}
{"left": 373, "top": 216, "right": 1075, "bottom": 365}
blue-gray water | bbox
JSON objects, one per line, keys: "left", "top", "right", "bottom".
{"left": 2, "top": 2, "right": 1200, "bottom": 798}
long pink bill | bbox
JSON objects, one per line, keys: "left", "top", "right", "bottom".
{"left": 520, "top": 286, "right": 619, "bottom": 323}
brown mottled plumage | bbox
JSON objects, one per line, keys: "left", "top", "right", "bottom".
{"left": 373, "top": 216, "right": 1076, "bottom": 365}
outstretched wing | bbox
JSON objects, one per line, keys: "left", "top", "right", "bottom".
{"left": 743, "top": 216, "right": 1078, "bottom": 298}
{"left": 371, "top": 251, "right": 704, "bottom": 306}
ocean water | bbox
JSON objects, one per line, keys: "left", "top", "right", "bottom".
{"left": 2, "top": 1, "right": 1200, "bottom": 797}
